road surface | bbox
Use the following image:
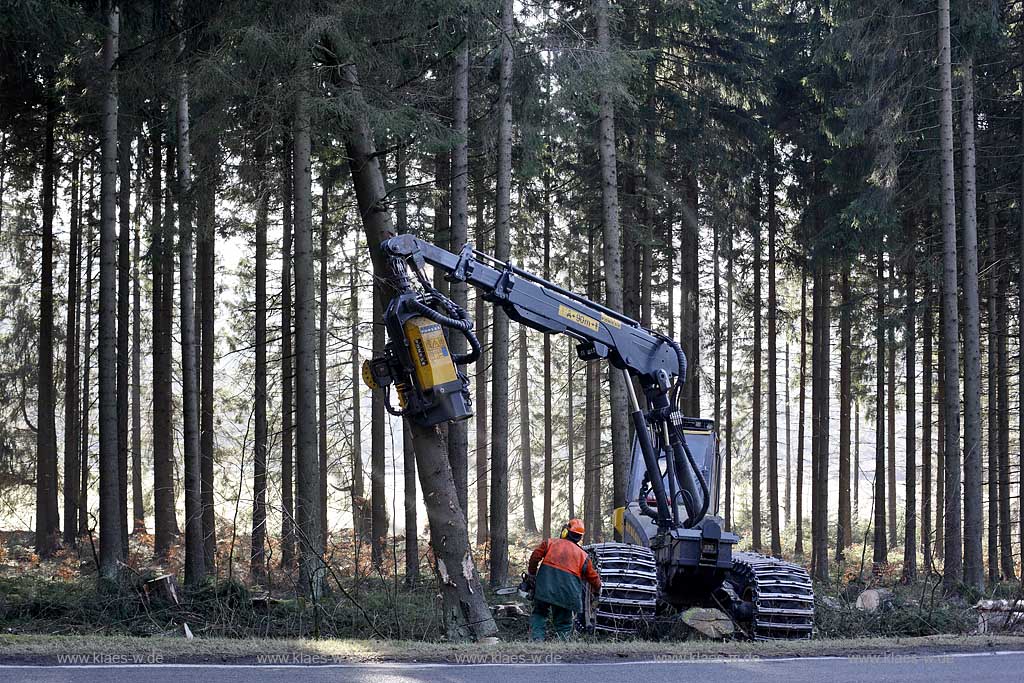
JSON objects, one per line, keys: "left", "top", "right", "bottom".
{"left": 1, "top": 650, "right": 1020, "bottom": 682}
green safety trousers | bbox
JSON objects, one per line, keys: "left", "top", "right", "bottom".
{"left": 530, "top": 599, "right": 574, "bottom": 641}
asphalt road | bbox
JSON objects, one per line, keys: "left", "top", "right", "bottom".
{"left": 1, "top": 650, "right": 1021, "bottom": 682}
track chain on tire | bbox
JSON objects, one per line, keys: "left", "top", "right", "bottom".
{"left": 728, "top": 551, "right": 815, "bottom": 640}
{"left": 584, "top": 543, "right": 659, "bottom": 635}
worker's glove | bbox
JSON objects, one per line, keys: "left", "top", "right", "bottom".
{"left": 518, "top": 572, "right": 536, "bottom": 598}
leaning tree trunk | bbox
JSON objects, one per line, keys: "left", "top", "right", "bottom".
{"left": 937, "top": 0, "right": 962, "bottom": 592}
{"left": 595, "top": 0, "right": 630, "bottom": 525}
{"left": 292, "top": 84, "right": 323, "bottom": 598}
{"left": 959, "top": 54, "right": 984, "bottom": 591}
{"left": 338, "top": 62, "right": 497, "bottom": 641}
{"left": 98, "top": 3, "right": 124, "bottom": 580}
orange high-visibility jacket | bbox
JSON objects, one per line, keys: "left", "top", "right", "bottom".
{"left": 528, "top": 538, "right": 601, "bottom": 612}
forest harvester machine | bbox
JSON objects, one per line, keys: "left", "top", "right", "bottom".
{"left": 362, "top": 233, "right": 815, "bottom": 640}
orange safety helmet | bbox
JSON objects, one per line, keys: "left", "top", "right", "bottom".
{"left": 564, "top": 518, "right": 585, "bottom": 537}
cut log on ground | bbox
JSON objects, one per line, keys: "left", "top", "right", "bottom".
{"left": 855, "top": 588, "right": 894, "bottom": 612}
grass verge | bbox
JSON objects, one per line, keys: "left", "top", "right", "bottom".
{"left": 0, "top": 633, "right": 1022, "bottom": 664}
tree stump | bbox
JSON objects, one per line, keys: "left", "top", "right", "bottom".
{"left": 855, "top": 588, "right": 893, "bottom": 612}
{"left": 143, "top": 574, "right": 181, "bottom": 606}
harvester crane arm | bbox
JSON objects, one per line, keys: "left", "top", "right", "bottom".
{"left": 365, "top": 234, "right": 709, "bottom": 531}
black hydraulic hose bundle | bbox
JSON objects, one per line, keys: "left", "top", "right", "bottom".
{"left": 406, "top": 294, "right": 482, "bottom": 365}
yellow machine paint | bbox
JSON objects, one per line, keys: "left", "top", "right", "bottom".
{"left": 404, "top": 316, "right": 458, "bottom": 390}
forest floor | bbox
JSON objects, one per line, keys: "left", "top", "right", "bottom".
{"left": 1, "top": 528, "right": 1021, "bottom": 649}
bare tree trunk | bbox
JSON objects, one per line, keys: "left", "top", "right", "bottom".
{"left": 922, "top": 280, "right": 933, "bottom": 572}
{"left": 131, "top": 139, "right": 144, "bottom": 535}
{"left": 339, "top": 62, "right": 497, "bottom": 640}
{"left": 319, "top": 171, "right": 331, "bottom": 551}
{"left": 996, "top": 245, "right": 1013, "bottom": 579}
{"left": 518, "top": 327, "right": 538, "bottom": 534}
{"left": 595, "top": 0, "right": 630, "bottom": 522}
{"left": 370, "top": 284, "right": 386, "bottom": 568}
{"left": 489, "top": 0, "right": 514, "bottom": 588}
{"left": 584, "top": 222, "right": 601, "bottom": 542}
{"left": 176, "top": 2, "right": 204, "bottom": 585}
{"left": 403, "top": 424, "right": 418, "bottom": 584}
{"left": 936, "top": 295, "right": 945, "bottom": 561}
{"left": 64, "top": 153, "right": 82, "bottom": 547}
{"left": 151, "top": 119, "right": 176, "bottom": 557}
{"left": 472, "top": 160, "right": 489, "bottom": 546}
{"left": 251, "top": 151, "right": 269, "bottom": 584}
{"left": 449, "top": 34, "right": 470, "bottom": 515}
{"left": 795, "top": 268, "right": 807, "bottom": 557}
{"left": 960, "top": 54, "right": 984, "bottom": 591}
{"left": 293, "top": 84, "right": 323, "bottom": 598}
{"left": 751, "top": 179, "right": 763, "bottom": 553}
{"left": 937, "top": 0, "right": 961, "bottom": 590}
{"left": 117, "top": 126, "right": 130, "bottom": 559}
{"left": 904, "top": 217, "right": 917, "bottom": 582}
{"left": 986, "top": 200, "right": 998, "bottom": 584}
{"left": 36, "top": 76, "right": 59, "bottom": 558}
{"left": 98, "top": 3, "right": 124, "bottom": 580}
{"left": 725, "top": 228, "right": 734, "bottom": 532}
{"left": 839, "top": 265, "right": 852, "bottom": 550}
{"left": 280, "top": 136, "right": 295, "bottom": 568}
{"left": 767, "top": 151, "right": 781, "bottom": 557}
{"left": 874, "top": 252, "right": 887, "bottom": 569}
{"left": 197, "top": 141, "right": 218, "bottom": 574}
{"left": 785, "top": 343, "right": 792, "bottom": 526}
{"left": 811, "top": 258, "right": 831, "bottom": 582}
{"left": 80, "top": 177, "right": 95, "bottom": 540}
{"left": 887, "top": 255, "right": 896, "bottom": 549}
{"left": 542, "top": 162, "right": 553, "bottom": 539}
{"left": 349, "top": 263, "right": 365, "bottom": 545}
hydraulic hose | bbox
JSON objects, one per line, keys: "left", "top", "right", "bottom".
{"left": 406, "top": 296, "right": 482, "bottom": 365}
{"left": 670, "top": 422, "right": 710, "bottom": 528}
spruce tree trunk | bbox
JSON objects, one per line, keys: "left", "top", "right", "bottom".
{"left": 176, "top": 5, "right": 204, "bottom": 584}
{"left": 36, "top": 77, "right": 59, "bottom": 558}
{"left": 197, "top": 142, "right": 217, "bottom": 574}
{"left": 811, "top": 259, "right": 831, "bottom": 581}
{"left": 751, "top": 180, "right": 763, "bottom": 553}
{"left": 725, "top": 229, "right": 734, "bottom": 532}
{"left": 922, "top": 280, "right": 933, "bottom": 572}
{"left": 996, "top": 251, "right": 1013, "bottom": 578}
{"left": 449, "top": 32, "right": 470, "bottom": 516}
{"left": 370, "top": 284, "right": 386, "bottom": 567}
{"left": 986, "top": 201, "right": 998, "bottom": 583}
{"left": 319, "top": 173, "right": 331, "bottom": 551}
{"left": 785, "top": 344, "right": 792, "bottom": 526}
{"left": 403, "top": 425, "right": 418, "bottom": 583}
{"left": 117, "top": 126, "right": 130, "bottom": 558}
{"left": 795, "top": 269, "right": 807, "bottom": 557}
{"left": 251, "top": 156, "right": 269, "bottom": 584}
{"left": 349, "top": 263, "right": 365, "bottom": 545}
{"left": 839, "top": 266, "right": 852, "bottom": 550}
{"left": 595, "top": 0, "right": 630, "bottom": 522}
{"left": 542, "top": 156, "right": 553, "bottom": 538}
{"left": 98, "top": 3, "right": 124, "bottom": 580}
{"left": 519, "top": 327, "right": 537, "bottom": 534}
{"left": 959, "top": 55, "right": 984, "bottom": 591}
{"left": 280, "top": 136, "right": 295, "bottom": 568}
{"left": 80, "top": 183, "right": 95, "bottom": 539}
{"left": 886, "top": 256, "right": 896, "bottom": 549}
{"left": 63, "top": 153, "right": 82, "bottom": 547}
{"left": 874, "top": 252, "right": 887, "bottom": 569}
{"left": 131, "top": 142, "right": 144, "bottom": 535}
{"left": 937, "top": 0, "right": 961, "bottom": 590}
{"left": 489, "top": 0, "right": 514, "bottom": 587}
{"left": 151, "top": 120, "right": 176, "bottom": 557}
{"left": 767, "top": 153, "right": 781, "bottom": 557}
{"left": 936, "top": 296, "right": 945, "bottom": 561}
{"left": 339, "top": 63, "right": 496, "bottom": 640}
{"left": 473, "top": 161, "right": 489, "bottom": 545}
{"left": 292, "top": 85, "right": 323, "bottom": 598}
{"left": 904, "top": 218, "right": 917, "bottom": 582}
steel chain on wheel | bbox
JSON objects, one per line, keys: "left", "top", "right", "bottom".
{"left": 584, "top": 543, "right": 660, "bottom": 635}
{"left": 728, "top": 551, "right": 815, "bottom": 640}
